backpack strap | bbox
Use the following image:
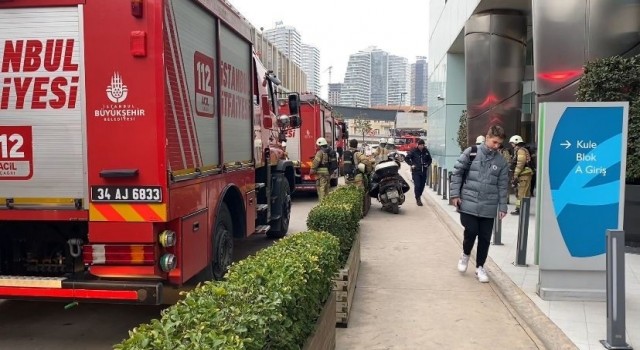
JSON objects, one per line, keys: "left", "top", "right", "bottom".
{"left": 462, "top": 146, "right": 478, "bottom": 185}
{"left": 468, "top": 145, "right": 478, "bottom": 164}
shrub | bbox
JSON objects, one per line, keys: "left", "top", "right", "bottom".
{"left": 457, "top": 109, "right": 468, "bottom": 152}
{"left": 115, "top": 231, "right": 340, "bottom": 350}
{"left": 577, "top": 55, "right": 640, "bottom": 183}
{"left": 307, "top": 185, "right": 363, "bottom": 265}
{"left": 321, "top": 185, "right": 364, "bottom": 222}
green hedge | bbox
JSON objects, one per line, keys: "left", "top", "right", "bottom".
{"left": 115, "top": 231, "right": 340, "bottom": 350}
{"left": 577, "top": 55, "right": 640, "bottom": 183}
{"left": 321, "top": 185, "right": 364, "bottom": 222}
{"left": 307, "top": 185, "right": 364, "bottom": 265}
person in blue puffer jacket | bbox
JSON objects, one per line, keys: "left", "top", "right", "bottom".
{"left": 450, "top": 125, "right": 509, "bottom": 283}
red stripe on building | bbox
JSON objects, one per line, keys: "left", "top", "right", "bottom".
{"left": 165, "top": 2, "right": 195, "bottom": 169}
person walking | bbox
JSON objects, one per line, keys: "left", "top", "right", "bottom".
{"left": 508, "top": 135, "right": 534, "bottom": 215}
{"left": 450, "top": 125, "right": 509, "bottom": 283}
{"left": 310, "top": 137, "right": 331, "bottom": 201}
{"left": 405, "top": 139, "right": 432, "bottom": 206}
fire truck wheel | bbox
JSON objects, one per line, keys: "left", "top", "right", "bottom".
{"left": 213, "top": 203, "right": 234, "bottom": 280}
{"left": 267, "top": 176, "right": 291, "bottom": 239}
{"left": 330, "top": 177, "right": 338, "bottom": 187}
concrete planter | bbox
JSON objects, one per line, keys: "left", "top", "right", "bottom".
{"left": 333, "top": 231, "right": 361, "bottom": 327}
{"left": 302, "top": 292, "right": 336, "bottom": 350}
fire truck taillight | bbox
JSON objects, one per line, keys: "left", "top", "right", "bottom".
{"left": 82, "top": 244, "right": 155, "bottom": 265}
{"left": 159, "top": 254, "right": 177, "bottom": 272}
{"left": 131, "top": 0, "right": 143, "bottom": 18}
{"left": 159, "top": 230, "right": 177, "bottom": 247}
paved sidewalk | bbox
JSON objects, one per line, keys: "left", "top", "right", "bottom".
{"left": 335, "top": 181, "right": 542, "bottom": 349}
{"left": 420, "top": 168, "right": 639, "bottom": 350}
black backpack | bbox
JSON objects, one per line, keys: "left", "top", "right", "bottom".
{"left": 342, "top": 149, "right": 358, "bottom": 180}
{"left": 461, "top": 145, "right": 478, "bottom": 184}
{"left": 524, "top": 145, "right": 537, "bottom": 173}
{"left": 323, "top": 147, "right": 339, "bottom": 174}
{"left": 510, "top": 145, "right": 536, "bottom": 174}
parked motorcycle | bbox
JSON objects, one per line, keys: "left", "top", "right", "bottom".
{"left": 368, "top": 152, "right": 410, "bottom": 214}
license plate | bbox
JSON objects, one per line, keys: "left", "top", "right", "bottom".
{"left": 386, "top": 190, "right": 399, "bottom": 199}
{"left": 91, "top": 186, "right": 162, "bottom": 203}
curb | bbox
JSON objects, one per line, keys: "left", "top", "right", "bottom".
{"left": 423, "top": 191, "right": 579, "bottom": 350}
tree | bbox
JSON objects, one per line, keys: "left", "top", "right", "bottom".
{"left": 353, "top": 116, "right": 372, "bottom": 142}
{"left": 457, "top": 110, "right": 468, "bottom": 152}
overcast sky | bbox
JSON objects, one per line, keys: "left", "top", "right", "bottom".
{"left": 227, "top": 0, "right": 430, "bottom": 99}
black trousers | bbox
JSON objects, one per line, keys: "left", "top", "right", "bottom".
{"left": 460, "top": 212, "right": 494, "bottom": 268}
{"left": 411, "top": 171, "right": 427, "bottom": 198}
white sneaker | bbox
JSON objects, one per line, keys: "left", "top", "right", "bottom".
{"left": 476, "top": 266, "right": 489, "bottom": 283}
{"left": 457, "top": 253, "right": 470, "bottom": 273}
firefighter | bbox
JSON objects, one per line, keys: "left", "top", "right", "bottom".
{"left": 344, "top": 139, "right": 373, "bottom": 189}
{"left": 311, "top": 137, "right": 331, "bottom": 201}
{"left": 385, "top": 137, "right": 396, "bottom": 152}
{"left": 374, "top": 137, "right": 388, "bottom": 163}
{"left": 509, "top": 135, "right": 533, "bottom": 215}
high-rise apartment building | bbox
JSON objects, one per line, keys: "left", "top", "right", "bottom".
{"left": 369, "top": 48, "right": 389, "bottom": 107}
{"left": 388, "top": 55, "right": 410, "bottom": 106}
{"left": 301, "top": 43, "right": 321, "bottom": 95}
{"left": 411, "top": 56, "right": 428, "bottom": 107}
{"left": 341, "top": 47, "right": 410, "bottom": 107}
{"left": 328, "top": 83, "right": 343, "bottom": 105}
{"left": 340, "top": 51, "right": 371, "bottom": 107}
{"left": 263, "top": 24, "right": 302, "bottom": 66}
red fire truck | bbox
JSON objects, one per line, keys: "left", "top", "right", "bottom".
{"left": 0, "top": 0, "right": 301, "bottom": 304}
{"left": 279, "top": 93, "right": 347, "bottom": 191}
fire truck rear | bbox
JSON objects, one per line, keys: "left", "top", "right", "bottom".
{"left": 0, "top": 0, "right": 300, "bottom": 304}
{"left": 280, "top": 93, "right": 347, "bottom": 191}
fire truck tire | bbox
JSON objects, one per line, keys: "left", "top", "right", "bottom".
{"left": 213, "top": 203, "right": 234, "bottom": 280}
{"left": 267, "top": 176, "right": 291, "bottom": 239}
{"left": 330, "top": 177, "right": 338, "bottom": 187}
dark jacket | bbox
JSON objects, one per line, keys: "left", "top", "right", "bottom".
{"left": 450, "top": 144, "right": 509, "bottom": 218}
{"left": 405, "top": 147, "right": 432, "bottom": 173}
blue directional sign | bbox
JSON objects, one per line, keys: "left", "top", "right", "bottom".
{"left": 549, "top": 107, "right": 623, "bottom": 257}
{"left": 537, "top": 102, "right": 628, "bottom": 301}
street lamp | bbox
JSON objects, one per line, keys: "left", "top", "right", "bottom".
{"left": 394, "top": 92, "right": 407, "bottom": 141}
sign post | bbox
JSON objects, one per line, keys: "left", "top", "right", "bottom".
{"left": 536, "top": 102, "right": 628, "bottom": 301}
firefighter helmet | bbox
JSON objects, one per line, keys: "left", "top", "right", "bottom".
{"left": 509, "top": 135, "right": 524, "bottom": 144}
{"left": 387, "top": 138, "right": 395, "bottom": 145}
{"left": 379, "top": 138, "right": 387, "bottom": 145}
{"left": 316, "top": 137, "right": 328, "bottom": 147}
{"left": 475, "top": 135, "right": 485, "bottom": 144}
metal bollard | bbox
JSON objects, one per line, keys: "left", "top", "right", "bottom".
{"left": 442, "top": 168, "right": 447, "bottom": 200}
{"left": 600, "top": 230, "right": 632, "bottom": 350}
{"left": 429, "top": 165, "right": 435, "bottom": 189}
{"left": 436, "top": 166, "right": 442, "bottom": 195}
{"left": 492, "top": 208, "right": 503, "bottom": 245}
{"left": 514, "top": 197, "right": 530, "bottom": 266}
{"left": 426, "top": 166, "right": 431, "bottom": 187}
{"left": 448, "top": 171, "right": 454, "bottom": 205}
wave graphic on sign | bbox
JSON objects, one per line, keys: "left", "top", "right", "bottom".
{"left": 549, "top": 107, "right": 623, "bottom": 257}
